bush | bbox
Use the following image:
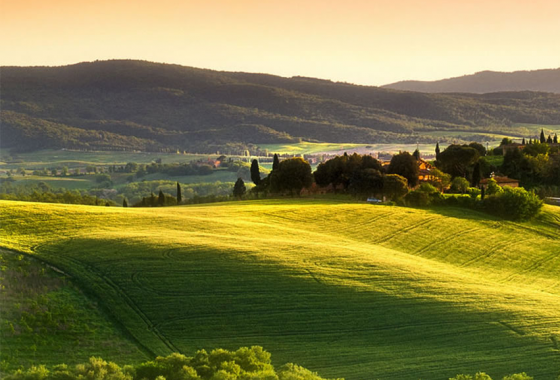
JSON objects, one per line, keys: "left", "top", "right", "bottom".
{"left": 450, "top": 177, "right": 470, "bottom": 194}
{"left": 485, "top": 178, "right": 503, "bottom": 196}
{"left": 483, "top": 187, "right": 543, "bottom": 221}
{"left": 405, "top": 183, "right": 442, "bottom": 207}
{"left": 4, "top": 348, "right": 340, "bottom": 380}
{"left": 438, "top": 194, "right": 477, "bottom": 209}
{"left": 466, "top": 187, "right": 481, "bottom": 199}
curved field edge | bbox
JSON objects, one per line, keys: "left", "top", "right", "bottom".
{"left": 0, "top": 249, "right": 148, "bottom": 373}
{"left": 0, "top": 200, "right": 559, "bottom": 380}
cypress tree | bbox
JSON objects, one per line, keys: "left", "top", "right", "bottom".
{"left": 540, "top": 129, "right": 546, "bottom": 144}
{"left": 150, "top": 192, "right": 156, "bottom": 207}
{"left": 176, "top": 182, "right": 182, "bottom": 204}
{"left": 480, "top": 185, "right": 485, "bottom": 201}
{"left": 547, "top": 135, "right": 553, "bottom": 144}
{"left": 250, "top": 159, "right": 261, "bottom": 185}
{"left": 123, "top": 198, "right": 128, "bottom": 208}
{"left": 272, "top": 154, "right": 280, "bottom": 171}
{"left": 413, "top": 148, "right": 420, "bottom": 161}
{"left": 529, "top": 138, "right": 533, "bottom": 144}
{"left": 435, "top": 142, "right": 440, "bottom": 159}
{"left": 472, "top": 161, "right": 481, "bottom": 187}
{"left": 554, "top": 134, "right": 558, "bottom": 144}
{"left": 158, "top": 190, "right": 165, "bottom": 206}
{"left": 522, "top": 138, "right": 526, "bottom": 145}
{"left": 233, "top": 178, "right": 246, "bottom": 199}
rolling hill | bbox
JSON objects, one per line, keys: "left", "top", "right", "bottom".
{"left": 2, "top": 60, "right": 560, "bottom": 153}
{"left": 1, "top": 199, "right": 559, "bottom": 379}
{"left": 383, "top": 68, "right": 560, "bottom": 94}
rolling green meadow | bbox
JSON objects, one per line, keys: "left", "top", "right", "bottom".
{"left": 1, "top": 199, "right": 559, "bottom": 379}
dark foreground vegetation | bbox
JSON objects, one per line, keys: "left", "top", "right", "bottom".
{"left": 5, "top": 352, "right": 554, "bottom": 380}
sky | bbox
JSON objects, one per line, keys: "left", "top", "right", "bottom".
{"left": 2, "top": 0, "right": 559, "bottom": 86}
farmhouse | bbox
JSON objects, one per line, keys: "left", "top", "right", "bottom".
{"left": 479, "top": 176, "right": 520, "bottom": 189}
{"left": 501, "top": 143, "right": 525, "bottom": 155}
{"left": 418, "top": 159, "right": 436, "bottom": 182}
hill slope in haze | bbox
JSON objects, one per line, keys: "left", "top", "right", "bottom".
{"left": 3, "top": 60, "right": 560, "bottom": 153}
{"left": 383, "top": 68, "right": 560, "bottom": 94}
{"left": 1, "top": 200, "right": 560, "bottom": 380}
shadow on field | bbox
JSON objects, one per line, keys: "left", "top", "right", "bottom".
{"left": 30, "top": 237, "right": 560, "bottom": 380}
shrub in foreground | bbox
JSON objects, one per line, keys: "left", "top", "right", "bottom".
{"left": 483, "top": 186, "right": 543, "bottom": 221}
{"left": 449, "top": 372, "right": 536, "bottom": 380}
{"left": 405, "top": 183, "right": 443, "bottom": 207}
{"left": 4, "top": 347, "right": 343, "bottom": 380}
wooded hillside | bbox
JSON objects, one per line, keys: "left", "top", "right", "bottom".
{"left": 3, "top": 60, "right": 560, "bottom": 152}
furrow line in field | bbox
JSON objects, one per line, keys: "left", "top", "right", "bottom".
{"left": 413, "top": 227, "right": 484, "bottom": 257}
{"left": 375, "top": 216, "right": 440, "bottom": 244}
{"left": 501, "top": 251, "right": 560, "bottom": 283}
{"left": 43, "top": 248, "right": 180, "bottom": 354}
{"left": 333, "top": 210, "right": 395, "bottom": 234}
{"left": 97, "top": 271, "right": 180, "bottom": 353}
{"left": 459, "top": 235, "right": 534, "bottom": 268}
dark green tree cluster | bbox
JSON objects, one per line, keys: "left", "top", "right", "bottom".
{"left": 269, "top": 157, "right": 314, "bottom": 196}
{"left": 133, "top": 191, "right": 177, "bottom": 207}
{"left": 314, "top": 153, "right": 384, "bottom": 194}
{"left": 501, "top": 144, "right": 560, "bottom": 195}
{"left": 4, "top": 347, "right": 343, "bottom": 380}
{"left": 0, "top": 181, "right": 116, "bottom": 206}
{"left": 435, "top": 144, "right": 480, "bottom": 180}
{"left": 314, "top": 152, "right": 413, "bottom": 200}
{"left": 387, "top": 151, "right": 419, "bottom": 187}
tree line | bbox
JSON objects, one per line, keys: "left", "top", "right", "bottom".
{"left": 4, "top": 347, "right": 343, "bottom": 380}
{"left": 4, "top": 349, "right": 550, "bottom": 380}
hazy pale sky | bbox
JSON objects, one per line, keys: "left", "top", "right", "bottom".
{"left": 2, "top": 0, "right": 559, "bottom": 85}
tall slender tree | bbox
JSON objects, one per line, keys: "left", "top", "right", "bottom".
{"left": 158, "top": 190, "right": 165, "bottom": 206}
{"left": 522, "top": 138, "right": 526, "bottom": 145}
{"left": 547, "top": 135, "right": 553, "bottom": 144}
{"left": 272, "top": 154, "right": 280, "bottom": 171}
{"left": 435, "top": 142, "right": 441, "bottom": 159}
{"left": 472, "top": 161, "right": 481, "bottom": 187}
{"left": 413, "top": 148, "right": 420, "bottom": 161}
{"left": 123, "top": 198, "right": 128, "bottom": 207}
{"left": 176, "top": 182, "right": 182, "bottom": 204}
{"left": 554, "top": 134, "right": 558, "bottom": 144}
{"left": 250, "top": 159, "right": 261, "bottom": 185}
{"left": 540, "top": 129, "right": 546, "bottom": 144}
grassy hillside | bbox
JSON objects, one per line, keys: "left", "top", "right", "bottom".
{"left": 3, "top": 60, "right": 560, "bottom": 153}
{"left": 1, "top": 200, "right": 559, "bottom": 379}
{"left": 0, "top": 250, "right": 148, "bottom": 371}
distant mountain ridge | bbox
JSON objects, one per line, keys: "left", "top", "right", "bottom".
{"left": 382, "top": 68, "right": 560, "bottom": 94}
{"left": 2, "top": 60, "right": 560, "bottom": 153}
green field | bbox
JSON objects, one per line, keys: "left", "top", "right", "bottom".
{"left": 1, "top": 200, "right": 560, "bottom": 379}
{"left": 259, "top": 142, "right": 445, "bottom": 155}
{"left": 7, "top": 175, "right": 97, "bottom": 190}
{"left": 513, "top": 124, "right": 560, "bottom": 137}
{"left": 0, "top": 250, "right": 148, "bottom": 370}
{"left": 0, "top": 149, "right": 211, "bottom": 170}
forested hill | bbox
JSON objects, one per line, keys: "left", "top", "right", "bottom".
{"left": 382, "top": 68, "right": 560, "bottom": 94}
{"left": 3, "top": 60, "right": 560, "bottom": 153}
